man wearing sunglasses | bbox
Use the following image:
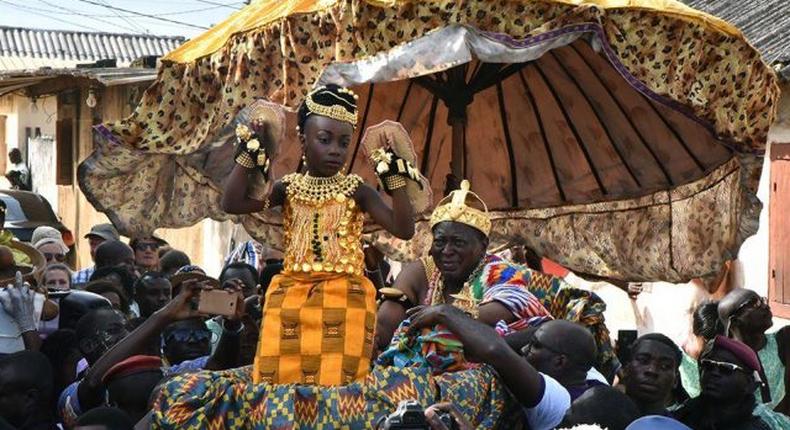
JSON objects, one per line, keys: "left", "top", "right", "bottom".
{"left": 34, "top": 236, "right": 69, "bottom": 266}
{"left": 718, "top": 288, "right": 790, "bottom": 415}
{"left": 129, "top": 236, "right": 168, "bottom": 273}
{"left": 674, "top": 335, "right": 771, "bottom": 430}
{"left": 161, "top": 318, "right": 213, "bottom": 366}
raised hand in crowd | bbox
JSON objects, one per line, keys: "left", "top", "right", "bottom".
{"left": 203, "top": 278, "right": 245, "bottom": 370}
{"left": 76, "top": 279, "right": 242, "bottom": 414}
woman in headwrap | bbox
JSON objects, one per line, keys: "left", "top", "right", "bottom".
{"left": 222, "top": 84, "right": 422, "bottom": 386}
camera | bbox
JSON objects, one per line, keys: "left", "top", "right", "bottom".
{"left": 381, "top": 400, "right": 429, "bottom": 430}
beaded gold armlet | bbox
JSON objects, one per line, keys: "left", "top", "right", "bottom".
{"left": 234, "top": 123, "right": 270, "bottom": 173}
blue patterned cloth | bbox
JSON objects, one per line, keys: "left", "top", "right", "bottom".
{"left": 72, "top": 266, "right": 95, "bottom": 285}
{"left": 154, "top": 364, "right": 523, "bottom": 429}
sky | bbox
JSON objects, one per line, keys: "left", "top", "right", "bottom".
{"left": 0, "top": 0, "right": 247, "bottom": 38}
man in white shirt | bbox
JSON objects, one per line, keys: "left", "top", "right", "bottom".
{"left": 408, "top": 304, "right": 570, "bottom": 430}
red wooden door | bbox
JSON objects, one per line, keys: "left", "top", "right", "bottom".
{"left": 770, "top": 145, "right": 790, "bottom": 318}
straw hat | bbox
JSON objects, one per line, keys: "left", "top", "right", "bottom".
{"left": 0, "top": 240, "right": 46, "bottom": 286}
{"left": 0, "top": 241, "right": 57, "bottom": 321}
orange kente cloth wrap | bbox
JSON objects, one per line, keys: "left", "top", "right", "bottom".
{"left": 253, "top": 173, "right": 376, "bottom": 385}
{"left": 253, "top": 271, "right": 377, "bottom": 385}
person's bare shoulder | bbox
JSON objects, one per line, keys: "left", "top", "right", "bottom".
{"left": 392, "top": 260, "right": 428, "bottom": 304}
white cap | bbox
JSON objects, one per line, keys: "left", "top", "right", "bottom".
{"left": 33, "top": 237, "right": 68, "bottom": 254}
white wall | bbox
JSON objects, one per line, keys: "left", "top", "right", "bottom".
{"left": 738, "top": 156, "right": 770, "bottom": 296}
{"left": 0, "top": 94, "right": 57, "bottom": 161}
{"left": 28, "top": 135, "right": 57, "bottom": 212}
{"left": 201, "top": 219, "right": 237, "bottom": 277}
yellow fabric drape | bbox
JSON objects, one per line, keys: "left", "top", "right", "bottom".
{"left": 165, "top": 0, "right": 741, "bottom": 64}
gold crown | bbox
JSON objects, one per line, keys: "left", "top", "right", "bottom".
{"left": 304, "top": 86, "right": 358, "bottom": 128}
{"left": 430, "top": 180, "right": 491, "bottom": 236}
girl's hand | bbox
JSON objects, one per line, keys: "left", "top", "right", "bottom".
{"left": 234, "top": 122, "right": 271, "bottom": 177}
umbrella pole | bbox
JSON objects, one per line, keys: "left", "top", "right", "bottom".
{"left": 416, "top": 65, "right": 469, "bottom": 193}
{"left": 450, "top": 115, "right": 464, "bottom": 180}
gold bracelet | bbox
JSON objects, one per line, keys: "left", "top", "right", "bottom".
{"left": 384, "top": 175, "right": 407, "bottom": 191}
{"left": 235, "top": 151, "right": 255, "bottom": 169}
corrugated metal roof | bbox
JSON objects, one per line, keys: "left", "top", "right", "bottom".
{"left": 0, "top": 26, "right": 185, "bottom": 70}
{"left": 683, "top": 0, "right": 790, "bottom": 65}
{"left": 0, "top": 67, "right": 158, "bottom": 96}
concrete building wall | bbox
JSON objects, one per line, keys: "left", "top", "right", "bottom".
{"left": 737, "top": 79, "right": 790, "bottom": 298}
{"left": 28, "top": 135, "right": 57, "bottom": 212}
{"left": 0, "top": 94, "right": 56, "bottom": 156}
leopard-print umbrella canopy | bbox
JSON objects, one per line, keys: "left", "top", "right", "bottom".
{"left": 78, "top": 0, "right": 779, "bottom": 282}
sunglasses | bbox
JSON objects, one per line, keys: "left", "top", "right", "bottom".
{"left": 162, "top": 329, "right": 213, "bottom": 345}
{"left": 700, "top": 358, "right": 748, "bottom": 376}
{"left": 43, "top": 252, "right": 66, "bottom": 262}
{"left": 135, "top": 242, "right": 160, "bottom": 251}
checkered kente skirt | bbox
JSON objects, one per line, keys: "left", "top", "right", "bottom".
{"left": 253, "top": 271, "right": 377, "bottom": 386}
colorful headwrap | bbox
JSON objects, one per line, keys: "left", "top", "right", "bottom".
{"left": 297, "top": 84, "right": 358, "bottom": 131}
{"left": 430, "top": 179, "right": 491, "bottom": 236}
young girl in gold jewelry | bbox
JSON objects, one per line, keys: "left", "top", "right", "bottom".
{"left": 222, "top": 84, "right": 421, "bottom": 386}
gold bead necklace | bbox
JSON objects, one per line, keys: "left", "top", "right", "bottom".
{"left": 283, "top": 172, "right": 362, "bottom": 204}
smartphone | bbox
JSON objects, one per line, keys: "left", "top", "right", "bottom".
{"left": 198, "top": 289, "right": 243, "bottom": 318}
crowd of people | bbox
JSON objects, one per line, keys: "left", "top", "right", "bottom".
{"left": 0, "top": 84, "right": 787, "bottom": 430}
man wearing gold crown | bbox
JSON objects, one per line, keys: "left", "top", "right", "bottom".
{"left": 376, "top": 180, "right": 618, "bottom": 381}
{"left": 376, "top": 180, "right": 553, "bottom": 350}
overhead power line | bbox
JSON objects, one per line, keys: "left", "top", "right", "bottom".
{"left": 96, "top": 0, "right": 149, "bottom": 33}
{"left": 16, "top": 1, "right": 238, "bottom": 18}
{"left": 33, "top": 0, "right": 143, "bottom": 33}
{"left": 73, "top": 0, "right": 210, "bottom": 30}
{"left": 192, "top": 0, "right": 243, "bottom": 10}
{"left": 0, "top": 0, "right": 104, "bottom": 32}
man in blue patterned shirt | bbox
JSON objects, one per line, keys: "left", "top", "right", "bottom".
{"left": 73, "top": 224, "right": 120, "bottom": 287}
